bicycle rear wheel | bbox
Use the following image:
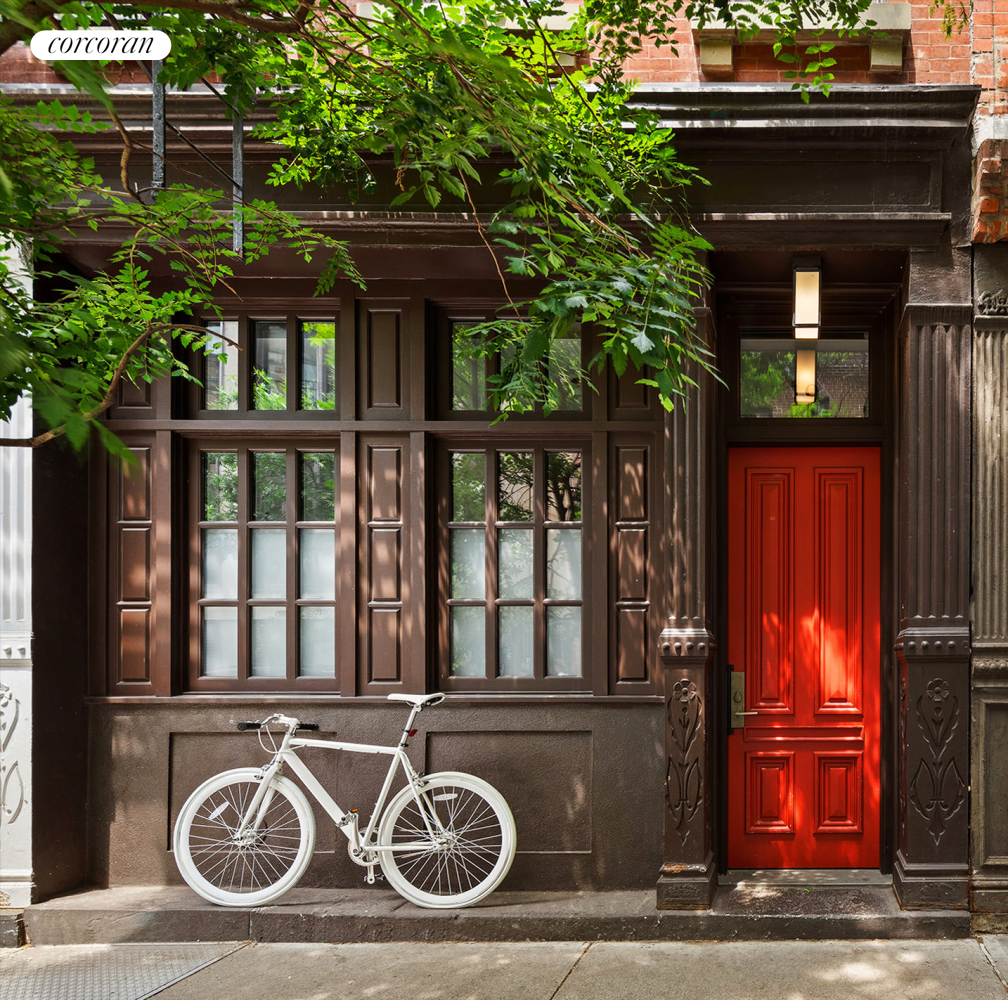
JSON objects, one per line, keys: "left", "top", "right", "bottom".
{"left": 173, "top": 767, "right": 315, "bottom": 907}
{"left": 377, "top": 771, "right": 516, "bottom": 908}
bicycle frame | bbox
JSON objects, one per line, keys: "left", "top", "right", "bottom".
{"left": 233, "top": 701, "right": 439, "bottom": 865}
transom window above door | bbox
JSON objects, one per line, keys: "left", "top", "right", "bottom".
{"left": 739, "top": 331, "right": 870, "bottom": 419}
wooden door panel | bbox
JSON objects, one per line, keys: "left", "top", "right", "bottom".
{"left": 727, "top": 447, "right": 880, "bottom": 869}
{"left": 747, "top": 472, "right": 793, "bottom": 713}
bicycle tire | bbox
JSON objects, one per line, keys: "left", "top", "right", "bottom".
{"left": 376, "top": 771, "right": 516, "bottom": 908}
{"left": 173, "top": 767, "right": 315, "bottom": 906}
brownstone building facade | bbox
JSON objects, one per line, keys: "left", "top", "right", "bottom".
{"left": 4, "top": 3, "right": 1008, "bottom": 930}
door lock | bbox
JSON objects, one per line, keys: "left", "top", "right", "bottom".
{"left": 729, "top": 667, "right": 757, "bottom": 731}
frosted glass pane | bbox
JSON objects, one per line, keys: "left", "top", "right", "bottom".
{"left": 203, "top": 529, "right": 237, "bottom": 599}
{"left": 203, "top": 452, "right": 237, "bottom": 521}
{"left": 450, "top": 606, "right": 485, "bottom": 677}
{"left": 300, "top": 321, "right": 336, "bottom": 411}
{"left": 253, "top": 451, "right": 287, "bottom": 521}
{"left": 451, "top": 453, "right": 485, "bottom": 522}
{"left": 253, "top": 320, "right": 287, "bottom": 409}
{"left": 546, "top": 529, "right": 581, "bottom": 600}
{"left": 252, "top": 529, "right": 286, "bottom": 599}
{"left": 499, "top": 529, "right": 533, "bottom": 599}
{"left": 499, "top": 606, "right": 533, "bottom": 677}
{"left": 203, "top": 321, "right": 239, "bottom": 410}
{"left": 498, "top": 452, "right": 533, "bottom": 521}
{"left": 251, "top": 606, "right": 286, "bottom": 677}
{"left": 202, "top": 606, "right": 237, "bottom": 678}
{"left": 300, "top": 606, "right": 335, "bottom": 677}
{"left": 546, "top": 452, "right": 582, "bottom": 521}
{"left": 547, "top": 607, "right": 581, "bottom": 677}
{"left": 300, "top": 529, "right": 335, "bottom": 599}
{"left": 301, "top": 452, "right": 336, "bottom": 521}
{"left": 451, "top": 529, "right": 485, "bottom": 599}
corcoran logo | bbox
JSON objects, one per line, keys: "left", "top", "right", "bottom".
{"left": 30, "top": 29, "right": 171, "bottom": 62}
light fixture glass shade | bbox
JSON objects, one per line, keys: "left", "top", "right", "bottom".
{"left": 795, "top": 349, "right": 816, "bottom": 404}
{"left": 795, "top": 326, "right": 819, "bottom": 340}
{"left": 794, "top": 268, "right": 820, "bottom": 328}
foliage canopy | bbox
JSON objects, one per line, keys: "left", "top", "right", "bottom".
{"left": 0, "top": 0, "right": 960, "bottom": 448}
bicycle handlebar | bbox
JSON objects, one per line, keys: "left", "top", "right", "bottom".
{"left": 235, "top": 719, "right": 319, "bottom": 732}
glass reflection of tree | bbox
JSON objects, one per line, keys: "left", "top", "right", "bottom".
{"left": 546, "top": 452, "right": 582, "bottom": 522}
{"left": 204, "top": 452, "right": 238, "bottom": 520}
{"left": 498, "top": 452, "right": 534, "bottom": 522}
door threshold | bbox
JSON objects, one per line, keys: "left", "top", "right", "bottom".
{"left": 720, "top": 869, "right": 892, "bottom": 887}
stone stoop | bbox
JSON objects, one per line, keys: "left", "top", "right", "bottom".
{"left": 16, "top": 885, "right": 972, "bottom": 947}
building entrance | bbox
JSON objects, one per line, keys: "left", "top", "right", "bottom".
{"left": 726, "top": 446, "right": 881, "bottom": 868}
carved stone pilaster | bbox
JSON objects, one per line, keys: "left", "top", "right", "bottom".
{"left": 657, "top": 307, "right": 716, "bottom": 909}
{"left": 894, "top": 286, "right": 971, "bottom": 909}
{"left": 970, "top": 263, "right": 1008, "bottom": 920}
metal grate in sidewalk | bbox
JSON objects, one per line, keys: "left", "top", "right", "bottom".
{"left": 0, "top": 942, "right": 245, "bottom": 1000}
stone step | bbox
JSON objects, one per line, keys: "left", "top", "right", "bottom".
{"left": 20, "top": 885, "right": 973, "bottom": 946}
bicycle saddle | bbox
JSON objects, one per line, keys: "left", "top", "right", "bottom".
{"left": 386, "top": 693, "right": 446, "bottom": 708}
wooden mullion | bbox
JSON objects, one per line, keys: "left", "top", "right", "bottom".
{"left": 237, "top": 314, "right": 250, "bottom": 413}
{"left": 485, "top": 449, "right": 495, "bottom": 682}
{"left": 188, "top": 446, "right": 202, "bottom": 690}
{"left": 533, "top": 447, "right": 546, "bottom": 682}
{"left": 287, "top": 445, "right": 298, "bottom": 682}
{"left": 237, "top": 446, "right": 250, "bottom": 682}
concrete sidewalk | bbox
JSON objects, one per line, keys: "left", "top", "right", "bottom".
{"left": 3, "top": 938, "right": 1008, "bottom": 1000}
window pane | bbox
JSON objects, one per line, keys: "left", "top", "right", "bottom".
{"left": 300, "top": 529, "right": 335, "bottom": 600}
{"left": 547, "top": 607, "right": 581, "bottom": 677}
{"left": 740, "top": 335, "right": 869, "bottom": 418}
{"left": 451, "top": 321, "right": 486, "bottom": 411}
{"left": 498, "top": 452, "right": 533, "bottom": 521}
{"left": 546, "top": 452, "right": 582, "bottom": 522}
{"left": 300, "top": 606, "right": 335, "bottom": 677}
{"left": 546, "top": 529, "right": 581, "bottom": 600}
{"left": 203, "top": 452, "right": 238, "bottom": 521}
{"left": 451, "top": 452, "right": 485, "bottom": 522}
{"left": 203, "top": 529, "right": 238, "bottom": 599}
{"left": 451, "top": 529, "right": 485, "bottom": 599}
{"left": 252, "top": 320, "right": 287, "bottom": 409}
{"left": 499, "top": 605, "right": 533, "bottom": 677}
{"left": 253, "top": 451, "right": 287, "bottom": 521}
{"left": 252, "top": 529, "right": 286, "bottom": 599}
{"left": 301, "top": 452, "right": 336, "bottom": 521}
{"left": 251, "top": 606, "right": 286, "bottom": 677}
{"left": 450, "top": 606, "right": 485, "bottom": 677}
{"left": 202, "top": 606, "right": 237, "bottom": 677}
{"left": 203, "top": 320, "right": 238, "bottom": 410}
{"left": 498, "top": 528, "right": 533, "bottom": 599}
{"left": 300, "top": 320, "right": 337, "bottom": 411}
{"left": 548, "top": 329, "right": 582, "bottom": 411}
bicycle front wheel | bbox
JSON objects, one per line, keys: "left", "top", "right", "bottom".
{"left": 173, "top": 767, "right": 315, "bottom": 907}
{"left": 377, "top": 771, "right": 516, "bottom": 908}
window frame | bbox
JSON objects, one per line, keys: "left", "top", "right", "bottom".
{"left": 190, "top": 312, "right": 340, "bottom": 419}
{"left": 436, "top": 439, "right": 592, "bottom": 694}
{"left": 434, "top": 306, "right": 590, "bottom": 421}
{"left": 186, "top": 439, "right": 342, "bottom": 693}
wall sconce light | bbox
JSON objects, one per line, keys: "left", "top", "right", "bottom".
{"left": 793, "top": 258, "right": 821, "bottom": 340}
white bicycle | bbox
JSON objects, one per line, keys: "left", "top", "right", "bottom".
{"left": 173, "top": 693, "right": 516, "bottom": 909}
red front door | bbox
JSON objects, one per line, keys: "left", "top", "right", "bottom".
{"left": 727, "top": 447, "right": 880, "bottom": 868}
